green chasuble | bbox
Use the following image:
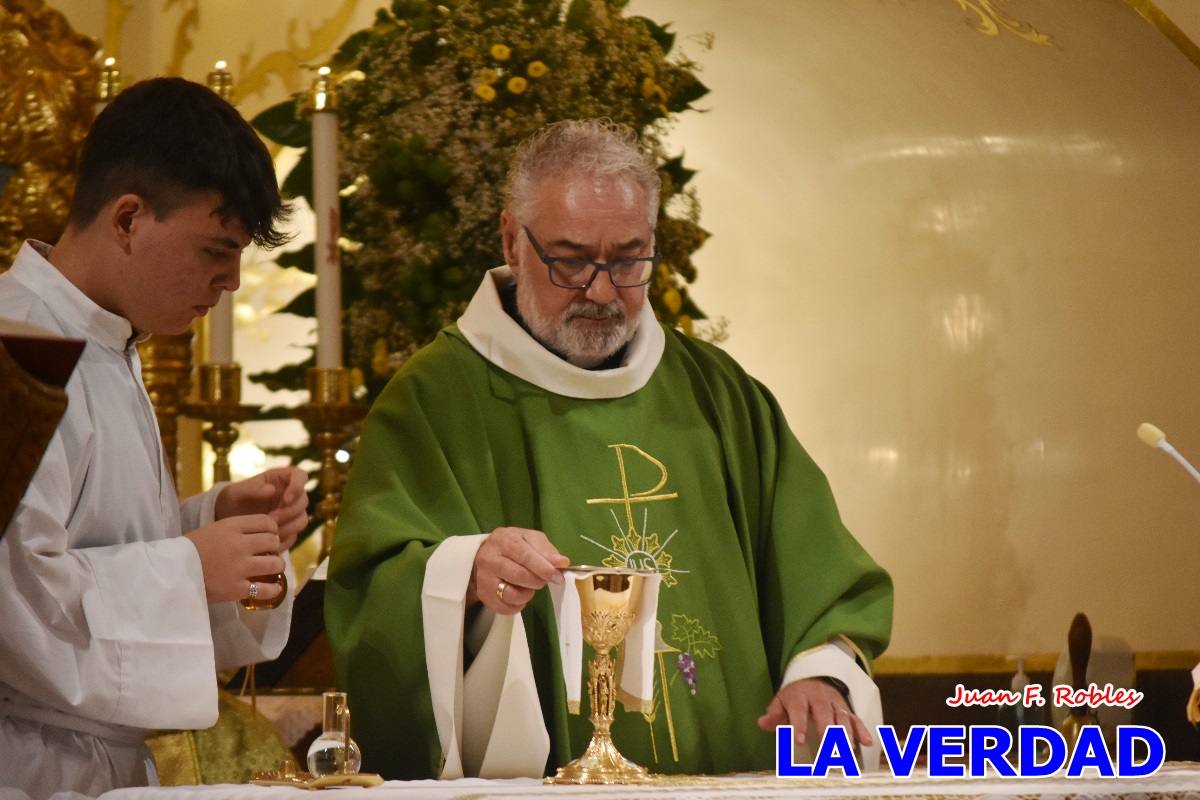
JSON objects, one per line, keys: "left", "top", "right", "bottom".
{"left": 326, "top": 269, "right": 893, "bottom": 779}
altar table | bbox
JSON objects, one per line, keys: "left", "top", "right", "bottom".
{"left": 99, "top": 763, "right": 1200, "bottom": 800}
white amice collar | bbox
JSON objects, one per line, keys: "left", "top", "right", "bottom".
{"left": 457, "top": 266, "right": 665, "bottom": 400}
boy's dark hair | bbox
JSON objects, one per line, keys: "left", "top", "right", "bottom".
{"left": 68, "top": 77, "right": 290, "bottom": 249}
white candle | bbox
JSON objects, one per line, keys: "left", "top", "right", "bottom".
{"left": 209, "top": 292, "right": 234, "bottom": 363}
{"left": 205, "top": 59, "right": 236, "bottom": 366}
{"left": 311, "top": 67, "right": 342, "bottom": 369}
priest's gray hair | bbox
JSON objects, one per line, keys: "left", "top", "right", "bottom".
{"left": 504, "top": 119, "right": 660, "bottom": 226}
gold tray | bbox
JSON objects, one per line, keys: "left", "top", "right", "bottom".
{"left": 251, "top": 769, "right": 383, "bottom": 789}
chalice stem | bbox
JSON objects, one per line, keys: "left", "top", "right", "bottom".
{"left": 589, "top": 649, "right": 616, "bottom": 735}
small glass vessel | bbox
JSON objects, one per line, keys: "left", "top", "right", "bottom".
{"left": 239, "top": 570, "right": 288, "bottom": 611}
{"left": 306, "top": 691, "right": 362, "bottom": 776}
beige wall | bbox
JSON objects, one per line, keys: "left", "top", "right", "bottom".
{"left": 627, "top": 0, "right": 1200, "bottom": 658}
{"left": 55, "top": 0, "right": 1200, "bottom": 659}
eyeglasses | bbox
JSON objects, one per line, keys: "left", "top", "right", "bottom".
{"left": 523, "top": 225, "right": 660, "bottom": 289}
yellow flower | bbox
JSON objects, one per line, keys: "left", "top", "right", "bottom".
{"left": 490, "top": 43, "right": 511, "bottom": 61}
{"left": 371, "top": 339, "right": 390, "bottom": 376}
{"left": 642, "top": 76, "right": 667, "bottom": 104}
{"left": 479, "top": 67, "right": 500, "bottom": 85}
{"left": 526, "top": 60, "right": 548, "bottom": 78}
{"left": 677, "top": 314, "right": 694, "bottom": 337}
{"left": 506, "top": 76, "right": 528, "bottom": 95}
{"left": 663, "top": 286, "right": 682, "bottom": 315}
{"left": 474, "top": 83, "right": 497, "bottom": 102}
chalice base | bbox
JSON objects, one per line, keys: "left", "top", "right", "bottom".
{"left": 547, "top": 731, "right": 653, "bottom": 785}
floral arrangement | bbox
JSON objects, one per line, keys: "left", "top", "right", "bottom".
{"left": 253, "top": 0, "right": 714, "bottom": 399}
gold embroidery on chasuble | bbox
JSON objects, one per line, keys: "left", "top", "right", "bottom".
{"left": 578, "top": 444, "right": 724, "bottom": 764}
{"left": 582, "top": 444, "right": 684, "bottom": 585}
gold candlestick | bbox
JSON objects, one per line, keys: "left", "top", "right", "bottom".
{"left": 138, "top": 331, "right": 195, "bottom": 483}
{"left": 182, "top": 364, "right": 259, "bottom": 482}
{"left": 294, "top": 367, "right": 367, "bottom": 562}
{"left": 96, "top": 56, "right": 120, "bottom": 106}
{"left": 206, "top": 59, "right": 233, "bottom": 101}
{"left": 549, "top": 568, "right": 655, "bottom": 785}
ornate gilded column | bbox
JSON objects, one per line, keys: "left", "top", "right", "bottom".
{"left": 0, "top": 1, "right": 99, "bottom": 265}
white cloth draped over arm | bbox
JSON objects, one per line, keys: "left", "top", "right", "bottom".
{"left": 781, "top": 638, "right": 883, "bottom": 771}
{"left": 421, "top": 534, "right": 549, "bottom": 779}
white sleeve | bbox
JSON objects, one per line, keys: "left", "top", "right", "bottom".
{"left": 422, "top": 534, "right": 549, "bottom": 779}
{"left": 781, "top": 638, "right": 884, "bottom": 771}
{"left": 0, "top": 434, "right": 221, "bottom": 730}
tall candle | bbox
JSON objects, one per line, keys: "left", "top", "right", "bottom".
{"left": 311, "top": 66, "right": 342, "bottom": 369}
{"left": 209, "top": 292, "right": 234, "bottom": 363}
{"left": 206, "top": 60, "right": 236, "bottom": 365}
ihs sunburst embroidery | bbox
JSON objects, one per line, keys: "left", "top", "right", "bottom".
{"left": 581, "top": 507, "right": 689, "bottom": 588}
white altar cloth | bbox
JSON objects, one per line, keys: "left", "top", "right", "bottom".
{"left": 96, "top": 762, "right": 1200, "bottom": 800}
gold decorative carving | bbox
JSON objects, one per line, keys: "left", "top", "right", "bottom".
{"left": 582, "top": 609, "right": 637, "bottom": 652}
{"left": 164, "top": 0, "right": 200, "bottom": 78}
{"left": 952, "top": 0, "right": 1054, "bottom": 46}
{"left": 0, "top": 0, "right": 98, "bottom": 264}
{"left": 138, "top": 331, "right": 195, "bottom": 483}
{"left": 231, "top": 0, "right": 359, "bottom": 105}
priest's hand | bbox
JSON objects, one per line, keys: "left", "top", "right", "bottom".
{"left": 468, "top": 527, "right": 570, "bottom": 614}
{"left": 215, "top": 466, "right": 309, "bottom": 551}
{"left": 757, "top": 677, "right": 873, "bottom": 751}
{"left": 185, "top": 515, "right": 286, "bottom": 604}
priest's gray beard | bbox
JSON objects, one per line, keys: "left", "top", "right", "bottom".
{"left": 516, "top": 283, "right": 639, "bottom": 368}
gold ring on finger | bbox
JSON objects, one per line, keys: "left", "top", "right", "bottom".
{"left": 496, "top": 580, "right": 508, "bottom": 602}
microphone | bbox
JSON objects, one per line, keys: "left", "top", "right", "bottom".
{"left": 1137, "top": 422, "right": 1200, "bottom": 485}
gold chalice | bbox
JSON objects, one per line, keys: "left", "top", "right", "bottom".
{"left": 549, "top": 567, "right": 655, "bottom": 785}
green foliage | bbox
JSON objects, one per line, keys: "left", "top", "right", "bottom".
{"left": 250, "top": 101, "right": 311, "bottom": 149}
{"left": 254, "top": 0, "right": 711, "bottom": 400}
{"left": 275, "top": 242, "right": 314, "bottom": 274}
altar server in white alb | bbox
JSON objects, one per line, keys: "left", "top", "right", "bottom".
{"left": 0, "top": 78, "right": 306, "bottom": 798}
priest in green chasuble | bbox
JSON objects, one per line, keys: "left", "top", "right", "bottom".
{"left": 325, "top": 120, "right": 893, "bottom": 780}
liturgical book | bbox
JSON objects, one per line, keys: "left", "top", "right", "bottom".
{"left": 0, "top": 318, "right": 85, "bottom": 535}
